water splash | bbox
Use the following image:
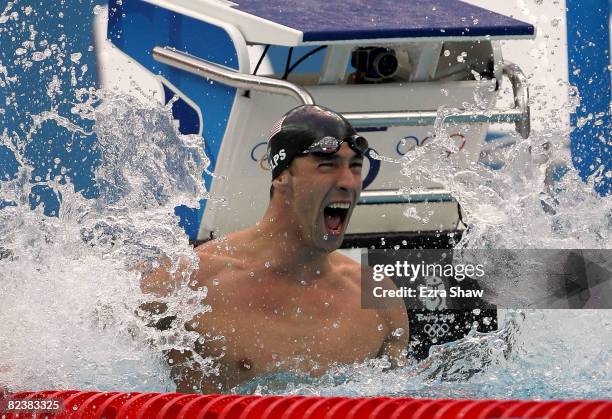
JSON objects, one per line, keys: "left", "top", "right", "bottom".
{"left": 0, "top": 89, "right": 211, "bottom": 392}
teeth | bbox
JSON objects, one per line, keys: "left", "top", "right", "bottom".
{"left": 328, "top": 202, "right": 350, "bottom": 210}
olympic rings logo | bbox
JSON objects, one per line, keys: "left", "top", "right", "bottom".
{"left": 251, "top": 134, "right": 467, "bottom": 163}
{"left": 423, "top": 323, "right": 450, "bottom": 338}
{"left": 249, "top": 132, "right": 467, "bottom": 189}
{"left": 396, "top": 133, "right": 466, "bottom": 156}
{"left": 251, "top": 142, "right": 269, "bottom": 169}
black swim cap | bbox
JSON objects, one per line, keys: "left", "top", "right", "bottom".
{"left": 266, "top": 105, "right": 359, "bottom": 179}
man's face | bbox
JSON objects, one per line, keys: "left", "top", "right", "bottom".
{"left": 286, "top": 143, "right": 364, "bottom": 252}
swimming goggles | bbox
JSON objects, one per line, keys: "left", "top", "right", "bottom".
{"left": 303, "top": 135, "right": 369, "bottom": 157}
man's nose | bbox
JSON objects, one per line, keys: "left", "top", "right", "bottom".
{"left": 336, "top": 164, "right": 361, "bottom": 192}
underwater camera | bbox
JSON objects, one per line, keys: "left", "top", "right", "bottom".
{"left": 351, "top": 46, "right": 399, "bottom": 82}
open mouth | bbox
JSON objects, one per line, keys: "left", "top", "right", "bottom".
{"left": 323, "top": 201, "right": 351, "bottom": 236}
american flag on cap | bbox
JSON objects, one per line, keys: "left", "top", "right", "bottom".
{"left": 268, "top": 115, "right": 286, "bottom": 141}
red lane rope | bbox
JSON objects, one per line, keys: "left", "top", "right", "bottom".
{"left": 0, "top": 390, "right": 610, "bottom": 419}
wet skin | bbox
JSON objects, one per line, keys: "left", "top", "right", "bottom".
{"left": 141, "top": 144, "right": 409, "bottom": 393}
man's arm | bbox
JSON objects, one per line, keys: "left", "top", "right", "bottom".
{"left": 139, "top": 250, "right": 228, "bottom": 393}
{"left": 378, "top": 277, "right": 410, "bottom": 367}
{"left": 137, "top": 255, "right": 198, "bottom": 325}
{"left": 351, "top": 259, "right": 410, "bottom": 368}
{"left": 380, "top": 306, "right": 410, "bottom": 367}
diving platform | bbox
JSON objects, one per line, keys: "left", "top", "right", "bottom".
{"left": 147, "top": 0, "right": 535, "bottom": 45}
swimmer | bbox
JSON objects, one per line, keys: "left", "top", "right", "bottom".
{"left": 142, "top": 105, "right": 409, "bottom": 392}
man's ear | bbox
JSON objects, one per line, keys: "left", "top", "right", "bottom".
{"left": 272, "top": 170, "right": 291, "bottom": 193}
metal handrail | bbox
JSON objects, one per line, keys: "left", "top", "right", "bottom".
{"left": 343, "top": 108, "right": 524, "bottom": 127}
{"left": 153, "top": 46, "right": 530, "bottom": 138}
{"left": 152, "top": 46, "right": 315, "bottom": 105}
{"left": 503, "top": 61, "right": 530, "bottom": 139}
{"left": 357, "top": 189, "right": 454, "bottom": 205}
{"left": 343, "top": 62, "right": 530, "bottom": 138}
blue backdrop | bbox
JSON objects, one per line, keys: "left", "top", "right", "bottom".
{"left": 0, "top": 0, "right": 100, "bottom": 214}
{"left": 0, "top": 0, "right": 609, "bottom": 225}
{"left": 566, "top": 0, "right": 611, "bottom": 196}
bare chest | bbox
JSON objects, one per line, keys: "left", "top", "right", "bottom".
{"left": 193, "top": 284, "right": 386, "bottom": 388}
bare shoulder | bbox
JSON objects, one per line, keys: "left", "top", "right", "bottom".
{"left": 329, "top": 251, "right": 399, "bottom": 293}
{"left": 193, "top": 235, "right": 245, "bottom": 285}
{"left": 329, "top": 250, "right": 363, "bottom": 285}
{"left": 140, "top": 235, "right": 244, "bottom": 297}
{"left": 194, "top": 239, "right": 232, "bottom": 275}
{"left": 330, "top": 251, "right": 398, "bottom": 291}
